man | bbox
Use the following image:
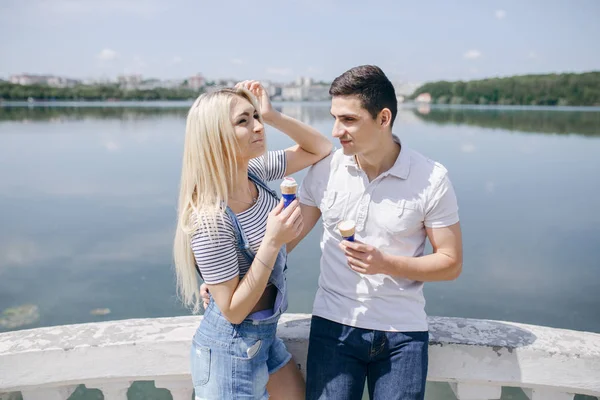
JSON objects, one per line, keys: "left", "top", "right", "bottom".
{"left": 288, "top": 65, "right": 462, "bottom": 400}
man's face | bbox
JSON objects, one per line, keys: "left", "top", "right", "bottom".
{"left": 330, "top": 95, "right": 381, "bottom": 157}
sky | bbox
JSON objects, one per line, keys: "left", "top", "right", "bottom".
{"left": 1, "top": 0, "right": 599, "bottom": 84}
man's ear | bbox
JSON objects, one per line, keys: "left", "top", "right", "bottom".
{"left": 379, "top": 108, "right": 392, "bottom": 127}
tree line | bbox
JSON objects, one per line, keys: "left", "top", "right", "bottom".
{"left": 0, "top": 82, "right": 201, "bottom": 101}
{"left": 411, "top": 72, "right": 600, "bottom": 106}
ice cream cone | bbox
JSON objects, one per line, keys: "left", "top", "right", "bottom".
{"left": 280, "top": 177, "right": 297, "bottom": 208}
{"left": 338, "top": 220, "right": 356, "bottom": 242}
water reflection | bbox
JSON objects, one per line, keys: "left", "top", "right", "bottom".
{"left": 0, "top": 104, "right": 189, "bottom": 122}
{"left": 2, "top": 103, "right": 599, "bottom": 138}
{"left": 410, "top": 106, "right": 600, "bottom": 137}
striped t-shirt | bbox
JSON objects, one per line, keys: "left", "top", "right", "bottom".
{"left": 191, "top": 150, "right": 287, "bottom": 284}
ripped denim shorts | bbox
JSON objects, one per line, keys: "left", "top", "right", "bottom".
{"left": 190, "top": 301, "right": 292, "bottom": 399}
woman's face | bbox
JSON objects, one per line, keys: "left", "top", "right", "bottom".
{"left": 230, "top": 96, "right": 265, "bottom": 161}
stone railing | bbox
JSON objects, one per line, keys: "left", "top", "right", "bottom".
{"left": 1, "top": 314, "right": 599, "bottom": 400}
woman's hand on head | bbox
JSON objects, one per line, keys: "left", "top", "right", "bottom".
{"left": 236, "top": 80, "right": 277, "bottom": 122}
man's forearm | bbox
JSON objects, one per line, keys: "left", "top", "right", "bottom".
{"left": 383, "top": 252, "right": 462, "bottom": 282}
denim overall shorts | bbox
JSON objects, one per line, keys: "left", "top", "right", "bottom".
{"left": 191, "top": 171, "right": 291, "bottom": 399}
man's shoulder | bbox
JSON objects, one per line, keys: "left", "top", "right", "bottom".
{"left": 307, "top": 147, "right": 345, "bottom": 175}
{"left": 404, "top": 147, "right": 450, "bottom": 182}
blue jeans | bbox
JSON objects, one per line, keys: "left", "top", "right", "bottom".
{"left": 306, "top": 316, "right": 429, "bottom": 400}
{"left": 191, "top": 302, "right": 292, "bottom": 399}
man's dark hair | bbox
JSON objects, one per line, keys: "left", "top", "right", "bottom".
{"left": 329, "top": 65, "right": 397, "bottom": 126}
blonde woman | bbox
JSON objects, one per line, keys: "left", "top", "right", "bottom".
{"left": 174, "top": 80, "right": 332, "bottom": 399}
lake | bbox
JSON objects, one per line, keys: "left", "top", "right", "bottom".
{"left": 0, "top": 102, "right": 599, "bottom": 399}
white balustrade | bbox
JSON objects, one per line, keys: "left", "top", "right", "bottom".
{"left": 0, "top": 314, "right": 598, "bottom": 399}
{"left": 523, "top": 388, "right": 575, "bottom": 400}
{"left": 450, "top": 383, "right": 502, "bottom": 399}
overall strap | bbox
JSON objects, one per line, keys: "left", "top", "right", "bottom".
{"left": 224, "top": 171, "right": 280, "bottom": 262}
{"left": 224, "top": 206, "right": 254, "bottom": 262}
{"left": 248, "top": 170, "right": 279, "bottom": 201}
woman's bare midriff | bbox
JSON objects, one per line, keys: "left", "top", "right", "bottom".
{"left": 249, "top": 284, "right": 277, "bottom": 314}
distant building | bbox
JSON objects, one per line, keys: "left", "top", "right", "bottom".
{"left": 46, "top": 76, "right": 80, "bottom": 88}
{"left": 136, "top": 78, "right": 184, "bottom": 90}
{"left": 263, "top": 82, "right": 282, "bottom": 98}
{"left": 160, "top": 79, "right": 185, "bottom": 89}
{"left": 10, "top": 74, "right": 80, "bottom": 87}
{"left": 118, "top": 75, "right": 143, "bottom": 90}
{"left": 10, "top": 74, "right": 48, "bottom": 85}
{"left": 83, "top": 77, "right": 114, "bottom": 85}
{"left": 415, "top": 93, "right": 432, "bottom": 103}
{"left": 295, "top": 76, "right": 313, "bottom": 87}
{"left": 279, "top": 79, "right": 330, "bottom": 101}
{"left": 281, "top": 86, "right": 304, "bottom": 101}
{"left": 187, "top": 74, "right": 205, "bottom": 90}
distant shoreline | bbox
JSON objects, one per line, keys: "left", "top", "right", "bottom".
{"left": 1, "top": 100, "right": 600, "bottom": 112}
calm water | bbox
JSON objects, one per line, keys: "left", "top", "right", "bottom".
{"left": 1, "top": 103, "right": 599, "bottom": 400}
{"left": 0, "top": 102, "right": 599, "bottom": 335}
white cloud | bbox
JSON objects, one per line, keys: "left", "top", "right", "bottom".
{"left": 266, "top": 67, "right": 293, "bottom": 76}
{"left": 485, "top": 181, "right": 495, "bottom": 193}
{"left": 97, "top": 48, "right": 118, "bottom": 61}
{"left": 495, "top": 10, "right": 507, "bottom": 20}
{"left": 464, "top": 50, "right": 482, "bottom": 60}
{"left": 469, "top": 67, "right": 479, "bottom": 74}
{"left": 528, "top": 51, "right": 538, "bottom": 59}
{"left": 231, "top": 58, "right": 245, "bottom": 65}
{"left": 171, "top": 56, "right": 183, "bottom": 65}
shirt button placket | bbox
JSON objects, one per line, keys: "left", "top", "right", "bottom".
{"left": 356, "top": 190, "right": 370, "bottom": 232}
{"left": 356, "top": 171, "right": 371, "bottom": 232}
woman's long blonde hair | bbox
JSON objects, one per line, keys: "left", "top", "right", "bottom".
{"left": 173, "top": 87, "right": 264, "bottom": 313}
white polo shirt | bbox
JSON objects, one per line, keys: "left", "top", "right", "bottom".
{"left": 298, "top": 136, "right": 459, "bottom": 332}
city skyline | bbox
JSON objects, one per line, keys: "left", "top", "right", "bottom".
{"left": 1, "top": 0, "right": 599, "bottom": 84}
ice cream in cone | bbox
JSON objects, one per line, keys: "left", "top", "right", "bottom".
{"left": 280, "top": 177, "right": 297, "bottom": 208}
{"left": 338, "top": 220, "right": 356, "bottom": 242}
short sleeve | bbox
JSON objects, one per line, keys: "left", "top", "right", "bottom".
{"left": 298, "top": 153, "right": 333, "bottom": 208}
{"left": 248, "top": 150, "right": 287, "bottom": 182}
{"left": 190, "top": 215, "right": 240, "bottom": 284}
{"left": 424, "top": 172, "right": 460, "bottom": 228}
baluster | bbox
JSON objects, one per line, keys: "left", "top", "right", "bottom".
{"left": 450, "top": 383, "right": 502, "bottom": 400}
{"left": 90, "top": 381, "right": 131, "bottom": 400}
{"left": 523, "top": 388, "right": 574, "bottom": 400}
{"left": 155, "top": 378, "right": 194, "bottom": 400}
{"left": 21, "top": 385, "right": 77, "bottom": 400}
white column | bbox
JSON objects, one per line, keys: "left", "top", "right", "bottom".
{"left": 21, "top": 386, "right": 77, "bottom": 400}
{"left": 450, "top": 383, "right": 502, "bottom": 400}
{"left": 523, "top": 388, "right": 574, "bottom": 400}
{"left": 155, "top": 378, "right": 194, "bottom": 400}
{"left": 91, "top": 382, "right": 131, "bottom": 400}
